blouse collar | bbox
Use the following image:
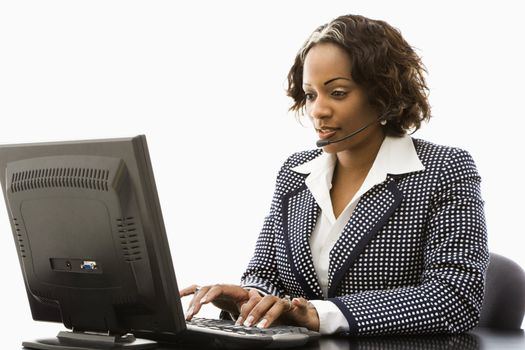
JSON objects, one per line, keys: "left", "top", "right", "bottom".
{"left": 291, "top": 134, "right": 425, "bottom": 177}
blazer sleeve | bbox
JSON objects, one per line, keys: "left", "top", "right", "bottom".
{"left": 329, "top": 148, "right": 489, "bottom": 335}
{"left": 239, "top": 157, "right": 293, "bottom": 297}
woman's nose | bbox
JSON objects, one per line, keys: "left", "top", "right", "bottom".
{"left": 308, "top": 96, "right": 332, "bottom": 120}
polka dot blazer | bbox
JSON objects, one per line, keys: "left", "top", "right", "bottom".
{"left": 240, "top": 138, "right": 489, "bottom": 336}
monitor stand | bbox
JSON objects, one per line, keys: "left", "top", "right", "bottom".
{"left": 22, "top": 330, "right": 157, "bottom": 350}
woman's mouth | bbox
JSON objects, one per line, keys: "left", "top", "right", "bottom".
{"left": 316, "top": 127, "right": 339, "bottom": 140}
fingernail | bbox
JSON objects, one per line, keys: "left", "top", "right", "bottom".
{"left": 256, "top": 319, "right": 267, "bottom": 329}
{"left": 235, "top": 316, "right": 243, "bottom": 326}
{"left": 243, "top": 315, "right": 254, "bottom": 327}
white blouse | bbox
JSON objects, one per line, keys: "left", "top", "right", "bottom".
{"left": 290, "top": 135, "right": 425, "bottom": 334}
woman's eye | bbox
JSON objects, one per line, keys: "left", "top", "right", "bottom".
{"left": 304, "top": 93, "right": 315, "bottom": 101}
{"left": 332, "top": 90, "right": 347, "bottom": 97}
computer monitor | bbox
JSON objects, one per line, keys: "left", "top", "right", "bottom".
{"left": 0, "top": 135, "right": 186, "bottom": 350}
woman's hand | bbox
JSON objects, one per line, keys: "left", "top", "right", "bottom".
{"left": 239, "top": 294, "right": 320, "bottom": 331}
{"left": 180, "top": 284, "right": 256, "bottom": 321}
{"left": 180, "top": 284, "right": 320, "bottom": 331}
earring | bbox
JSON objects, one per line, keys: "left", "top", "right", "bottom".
{"left": 380, "top": 119, "right": 387, "bottom": 126}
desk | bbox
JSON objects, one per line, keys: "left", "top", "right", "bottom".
{"left": 15, "top": 327, "right": 525, "bottom": 350}
{"left": 153, "top": 327, "right": 525, "bottom": 350}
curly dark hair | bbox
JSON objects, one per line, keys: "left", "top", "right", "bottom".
{"left": 287, "top": 14, "right": 431, "bottom": 136}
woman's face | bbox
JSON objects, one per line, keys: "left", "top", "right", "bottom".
{"left": 302, "top": 42, "right": 382, "bottom": 153}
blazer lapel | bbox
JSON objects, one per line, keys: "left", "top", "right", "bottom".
{"left": 327, "top": 176, "right": 403, "bottom": 298}
{"left": 282, "top": 184, "right": 324, "bottom": 300}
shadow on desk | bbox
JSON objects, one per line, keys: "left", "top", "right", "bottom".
{"left": 311, "top": 333, "right": 480, "bottom": 350}
{"left": 157, "top": 327, "right": 524, "bottom": 350}
{"left": 301, "top": 328, "right": 524, "bottom": 350}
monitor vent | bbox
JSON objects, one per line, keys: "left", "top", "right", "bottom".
{"left": 117, "top": 217, "right": 143, "bottom": 262}
{"left": 13, "top": 217, "right": 26, "bottom": 258}
{"left": 10, "top": 167, "right": 110, "bottom": 193}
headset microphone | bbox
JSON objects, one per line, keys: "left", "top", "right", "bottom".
{"left": 315, "top": 114, "right": 388, "bottom": 148}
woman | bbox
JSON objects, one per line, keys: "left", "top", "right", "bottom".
{"left": 181, "top": 14, "right": 488, "bottom": 336}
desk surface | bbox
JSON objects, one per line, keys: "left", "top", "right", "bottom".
{"left": 17, "top": 327, "right": 525, "bottom": 350}
{"left": 153, "top": 327, "right": 525, "bottom": 350}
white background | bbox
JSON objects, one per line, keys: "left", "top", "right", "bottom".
{"left": 1, "top": 0, "right": 524, "bottom": 345}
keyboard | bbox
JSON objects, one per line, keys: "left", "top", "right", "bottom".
{"left": 183, "top": 317, "right": 320, "bottom": 348}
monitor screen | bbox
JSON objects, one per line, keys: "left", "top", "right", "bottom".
{"left": 0, "top": 135, "right": 186, "bottom": 349}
